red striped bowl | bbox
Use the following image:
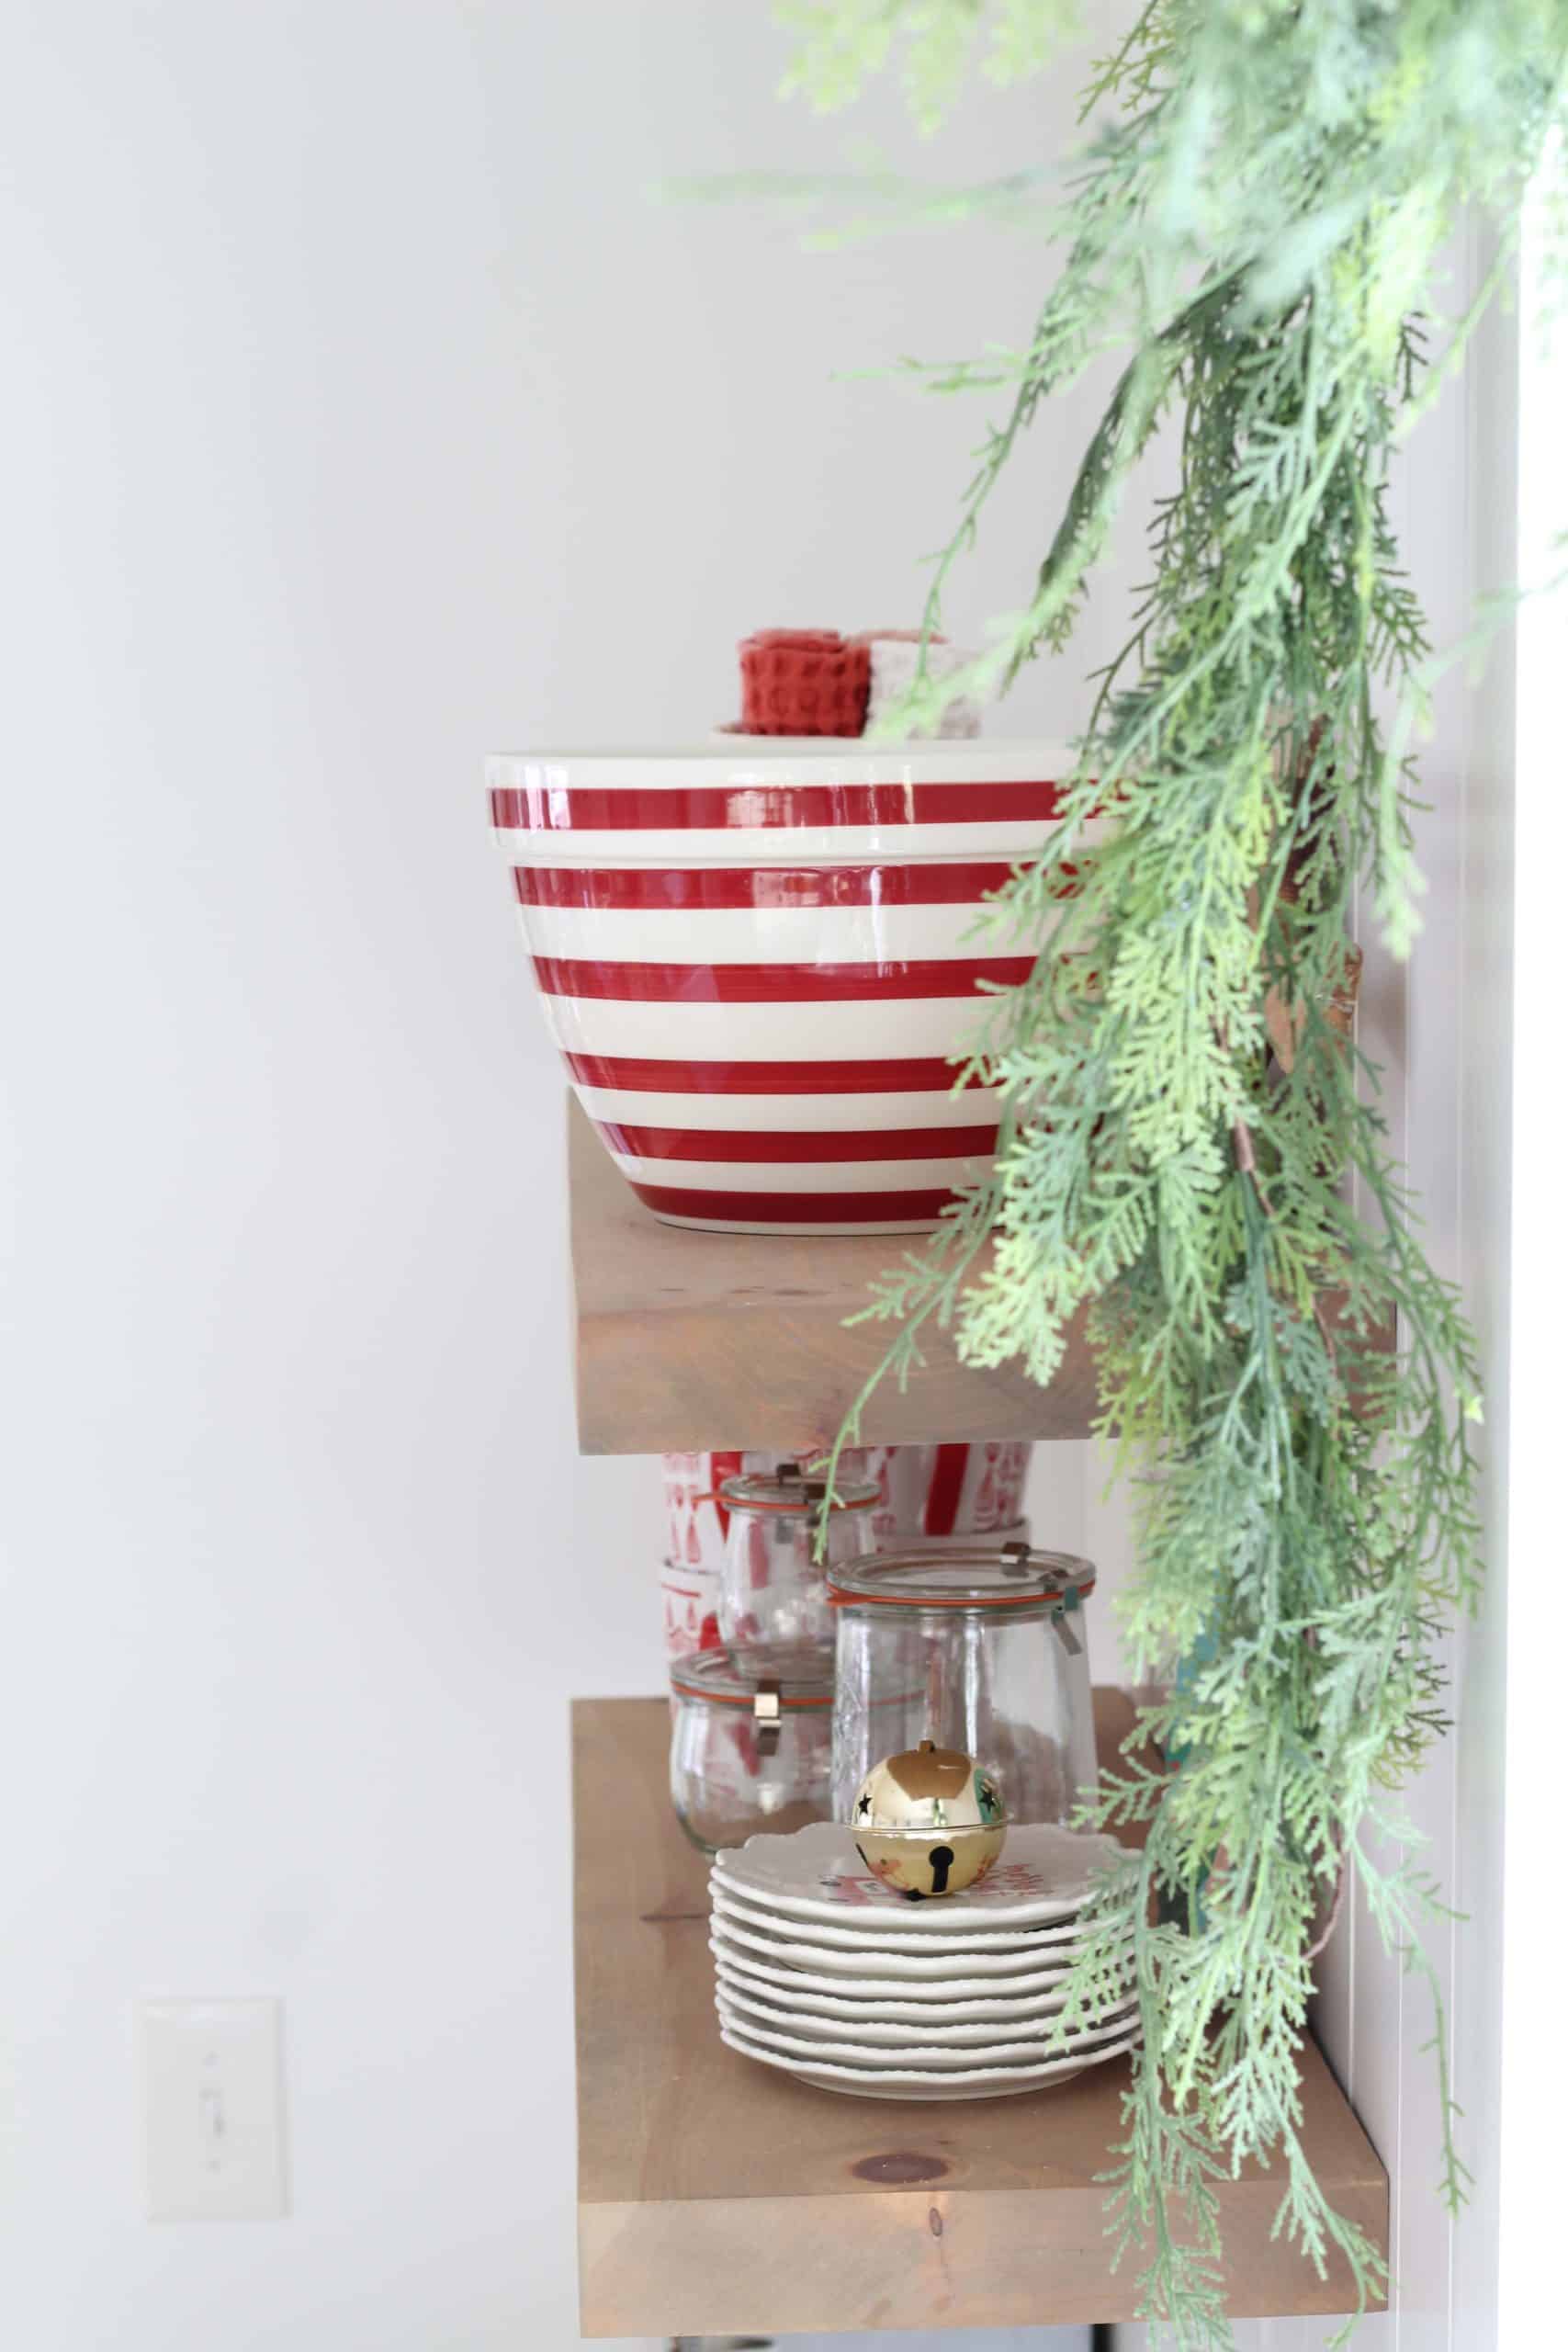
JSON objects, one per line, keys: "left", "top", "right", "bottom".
{"left": 487, "top": 744, "right": 1072, "bottom": 1236}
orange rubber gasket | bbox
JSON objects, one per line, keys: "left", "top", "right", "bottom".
{"left": 669, "top": 1678, "right": 834, "bottom": 1709}
{"left": 825, "top": 1572, "right": 1098, "bottom": 1608}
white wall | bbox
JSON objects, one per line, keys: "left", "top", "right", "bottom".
{"left": 1493, "top": 172, "right": 1568, "bottom": 2347}
{"left": 0, "top": 6, "right": 1136, "bottom": 2347}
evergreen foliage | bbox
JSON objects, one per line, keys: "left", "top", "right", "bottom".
{"left": 778, "top": 4, "right": 1568, "bottom": 2340}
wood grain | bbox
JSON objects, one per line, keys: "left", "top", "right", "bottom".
{"left": 567, "top": 1095, "right": 1099, "bottom": 1452}
{"left": 567, "top": 1099, "right": 1390, "bottom": 1453}
{"left": 571, "top": 1695, "right": 1388, "bottom": 2338}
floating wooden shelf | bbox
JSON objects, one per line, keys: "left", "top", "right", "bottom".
{"left": 571, "top": 1695, "right": 1388, "bottom": 2339}
{"left": 567, "top": 1096, "right": 1099, "bottom": 1453}
{"left": 567, "top": 1098, "right": 1393, "bottom": 1454}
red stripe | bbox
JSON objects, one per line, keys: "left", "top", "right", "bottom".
{"left": 631, "top": 1182, "right": 963, "bottom": 1224}
{"left": 491, "top": 780, "right": 1064, "bottom": 833}
{"left": 532, "top": 955, "right": 1031, "bottom": 1003}
{"left": 513, "top": 862, "right": 1017, "bottom": 910}
{"left": 710, "top": 1449, "right": 746, "bottom": 1535}
{"left": 595, "top": 1120, "right": 998, "bottom": 1164}
{"left": 923, "top": 1443, "right": 971, "bottom": 1537}
{"left": 563, "top": 1052, "right": 986, "bottom": 1096}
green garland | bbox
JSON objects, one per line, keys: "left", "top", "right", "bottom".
{"left": 774, "top": 4, "right": 1568, "bottom": 2342}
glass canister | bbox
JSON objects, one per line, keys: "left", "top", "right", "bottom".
{"left": 669, "top": 1646, "right": 835, "bottom": 1853}
{"left": 715, "top": 1464, "right": 880, "bottom": 1662}
{"left": 660, "top": 1555, "right": 723, "bottom": 1667}
{"left": 828, "top": 1544, "right": 1098, "bottom": 1826}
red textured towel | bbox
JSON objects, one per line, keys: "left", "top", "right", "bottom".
{"left": 739, "top": 628, "right": 872, "bottom": 737}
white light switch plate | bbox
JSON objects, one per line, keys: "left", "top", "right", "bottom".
{"left": 137, "top": 1997, "right": 288, "bottom": 2221}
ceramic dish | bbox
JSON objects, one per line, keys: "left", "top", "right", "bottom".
{"left": 718, "top": 2017, "right": 1140, "bottom": 2101}
{"left": 715, "top": 1997, "right": 1137, "bottom": 2075}
{"left": 709, "top": 1886, "right": 1070, "bottom": 1958}
{"left": 709, "top": 1908, "right": 1106, "bottom": 1983}
{"left": 716, "top": 1992, "right": 1138, "bottom": 2071}
{"left": 714, "top": 1819, "right": 1124, "bottom": 1930}
{"left": 488, "top": 742, "right": 1081, "bottom": 1235}
{"left": 706, "top": 1929, "right": 1129, "bottom": 2009}
{"left": 716, "top": 1973, "right": 1139, "bottom": 2052}
{"left": 710, "top": 1939, "right": 1129, "bottom": 2019}
{"left": 709, "top": 1883, "right": 1097, "bottom": 1957}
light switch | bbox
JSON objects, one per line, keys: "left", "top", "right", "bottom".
{"left": 137, "top": 1997, "right": 288, "bottom": 2221}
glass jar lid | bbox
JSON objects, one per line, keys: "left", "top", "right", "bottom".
{"left": 825, "top": 1542, "right": 1097, "bottom": 1611}
{"left": 669, "top": 1645, "right": 836, "bottom": 1709}
{"left": 717, "top": 1464, "right": 881, "bottom": 1515}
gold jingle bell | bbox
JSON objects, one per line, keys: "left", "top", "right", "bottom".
{"left": 852, "top": 1738, "right": 1008, "bottom": 1900}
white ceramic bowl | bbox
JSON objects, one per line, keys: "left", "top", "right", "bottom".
{"left": 487, "top": 741, "right": 1077, "bottom": 1235}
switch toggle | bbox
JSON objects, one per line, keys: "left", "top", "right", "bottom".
{"left": 137, "top": 1997, "right": 287, "bottom": 2221}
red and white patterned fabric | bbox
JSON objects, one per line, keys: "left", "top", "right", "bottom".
{"left": 661, "top": 1450, "right": 775, "bottom": 1574}
{"left": 660, "top": 1440, "right": 1033, "bottom": 1574}
{"left": 879, "top": 1440, "right": 1032, "bottom": 1537}
{"left": 489, "top": 743, "right": 1080, "bottom": 1236}
{"left": 659, "top": 1555, "right": 724, "bottom": 1665}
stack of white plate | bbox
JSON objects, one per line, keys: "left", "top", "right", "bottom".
{"left": 710, "top": 1819, "right": 1139, "bottom": 2101}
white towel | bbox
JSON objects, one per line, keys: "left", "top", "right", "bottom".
{"left": 863, "top": 636, "right": 983, "bottom": 739}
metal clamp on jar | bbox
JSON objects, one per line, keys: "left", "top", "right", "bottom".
{"left": 668, "top": 1646, "right": 835, "bottom": 1854}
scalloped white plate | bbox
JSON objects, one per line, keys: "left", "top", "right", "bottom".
{"left": 715, "top": 1820, "right": 1123, "bottom": 1929}
{"left": 717, "top": 2016, "right": 1141, "bottom": 2101}
{"left": 710, "top": 1907, "right": 1110, "bottom": 1983}
{"left": 710, "top": 1883, "right": 1091, "bottom": 1958}
{"left": 716, "top": 1990, "right": 1138, "bottom": 2070}
{"left": 712, "top": 1944, "right": 1133, "bottom": 2024}
{"left": 716, "top": 1973, "right": 1139, "bottom": 2052}
{"left": 707, "top": 1928, "right": 1131, "bottom": 2007}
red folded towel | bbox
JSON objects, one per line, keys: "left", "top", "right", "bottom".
{"left": 738, "top": 629, "right": 872, "bottom": 737}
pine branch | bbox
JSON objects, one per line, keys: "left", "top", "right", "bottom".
{"left": 770, "top": 2, "right": 1568, "bottom": 2341}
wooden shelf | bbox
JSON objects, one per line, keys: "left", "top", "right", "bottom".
{"left": 567, "top": 1098, "right": 1393, "bottom": 1454}
{"left": 567, "top": 1096, "right": 1099, "bottom": 1453}
{"left": 571, "top": 1695, "right": 1389, "bottom": 2339}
